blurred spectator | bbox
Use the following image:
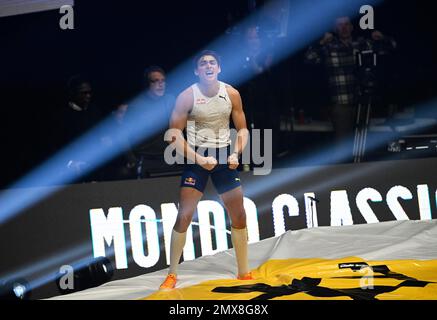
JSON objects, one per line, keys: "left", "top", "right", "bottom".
{"left": 123, "top": 66, "right": 176, "bottom": 178}
{"left": 53, "top": 75, "right": 107, "bottom": 182}
{"left": 242, "top": 25, "right": 274, "bottom": 78}
{"left": 239, "top": 25, "right": 280, "bottom": 156}
{"left": 101, "top": 103, "right": 138, "bottom": 181}
{"left": 305, "top": 16, "right": 396, "bottom": 162}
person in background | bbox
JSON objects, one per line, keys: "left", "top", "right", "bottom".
{"left": 305, "top": 16, "right": 396, "bottom": 162}
{"left": 125, "top": 66, "right": 176, "bottom": 178}
{"left": 54, "top": 75, "right": 107, "bottom": 181}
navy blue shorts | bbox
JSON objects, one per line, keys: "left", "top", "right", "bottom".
{"left": 180, "top": 147, "right": 241, "bottom": 194}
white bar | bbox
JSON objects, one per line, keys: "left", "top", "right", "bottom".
{"left": 0, "top": 0, "right": 74, "bottom": 17}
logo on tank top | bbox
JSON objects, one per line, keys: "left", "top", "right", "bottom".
{"left": 196, "top": 98, "right": 207, "bottom": 104}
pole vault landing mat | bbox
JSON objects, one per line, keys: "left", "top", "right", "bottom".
{"left": 49, "top": 219, "right": 437, "bottom": 300}
{"left": 145, "top": 257, "right": 437, "bottom": 300}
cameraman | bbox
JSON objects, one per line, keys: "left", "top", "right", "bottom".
{"left": 305, "top": 16, "right": 396, "bottom": 162}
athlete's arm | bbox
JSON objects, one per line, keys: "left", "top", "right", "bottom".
{"left": 227, "top": 85, "right": 249, "bottom": 156}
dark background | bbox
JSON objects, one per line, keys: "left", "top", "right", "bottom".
{"left": 1, "top": 0, "right": 437, "bottom": 189}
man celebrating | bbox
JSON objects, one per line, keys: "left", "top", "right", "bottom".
{"left": 160, "top": 50, "right": 252, "bottom": 290}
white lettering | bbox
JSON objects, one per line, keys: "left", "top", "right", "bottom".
{"left": 243, "top": 197, "right": 260, "bottom": 243}
{"left": 129, "top": 205, "right": 160, "bottom": 268}
{"left": 330, "top": 190, "right": 353, "bottom": 226}
{"left": 386, "top": 186, "right": 412, "bottom": 220}
{"left": 252, "top": 129, "right": 272, "bottom": 175}
{"left": 58, "top": 265, "right": 74, "bottom": 290}
{"left": 161, "top": 203, "right": 195, "bottom": 264}
{"left": 356, "top": 188, "right": 381, "bottom": 223}
{"left": 197, "top": 200, "right": 228, "bottom": 256}
{"left": 272, "top": 194, "right": 299, "bottom": 236}
{"left": 417, "top": 184, "right": 432, "bottom": 220}
{"left": 59, "top": 5, "right": 74, "bottom": 30}
{"left": 359, "top": 266, "right": 374, "bottom": 289}
{"left": 359, "top": 5, "right": 374, "bottom": 30}
{"left": 304, "top": 193, "right": 318, "bottom": 228}
{"left": 89, "top": 208, "right": 128, "bottom": 269}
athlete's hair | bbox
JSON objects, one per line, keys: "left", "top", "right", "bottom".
{"left": 193, "top": 50, "right": 221, "bottom": 69}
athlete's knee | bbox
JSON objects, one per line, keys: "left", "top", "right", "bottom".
{"left": 174, "top": 210, "right": 194, "bottom": 232}
{"left": 231, "top": 210, "right": 247, "bottom": 229}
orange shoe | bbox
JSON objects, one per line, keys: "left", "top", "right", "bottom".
{"left": 237, "top": 272, "right": 253, "bottom": 280}
{"left": 159, "top": 273, "right": 177, "bottom": 290}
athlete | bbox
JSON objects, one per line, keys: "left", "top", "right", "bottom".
{"left": 160, "top": 50, "right": 252, "bottom": 290}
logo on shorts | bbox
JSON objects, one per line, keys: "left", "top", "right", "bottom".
{"left": 185, "top": 177, "right": 196, "bottom": 186}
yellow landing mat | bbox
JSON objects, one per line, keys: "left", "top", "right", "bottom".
{"left": 144, "top": 257, "right": 437, "bottom": 300}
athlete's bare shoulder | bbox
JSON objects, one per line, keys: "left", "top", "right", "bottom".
{"left": 225, "top": 83, "right": 240, "bottom": 98}
{"left": 174, "top": 86, "right": 194, "bottom": 113}
{"left": 178, "top": 86, "right": 194, "bottom": 103}
{"left": 170, "top": 86, "right": 194, "bottom": 130}
{"left": 225, "top": 84, "right": 242, "bottom": 110}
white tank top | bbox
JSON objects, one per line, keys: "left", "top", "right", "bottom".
{"left": 187, "top": 81, "right": 232, "bottom": 148}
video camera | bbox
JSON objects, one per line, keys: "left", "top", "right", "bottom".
{"left": 356, "top": 49, "right": 378, "bottom": 93}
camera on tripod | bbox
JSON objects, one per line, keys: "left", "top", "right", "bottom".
{"left": 353, "top": 48, "right": 378, "bottom": 163}
{"left": 356, "top": 49, "right": 378, "bottom": 94}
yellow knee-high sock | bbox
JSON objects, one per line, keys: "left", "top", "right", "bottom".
{"left": 168, "top": 229, "right": 187, "bottom": 275}
{"left": 231, "top": 226, "right": 249, "bottom": 277}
